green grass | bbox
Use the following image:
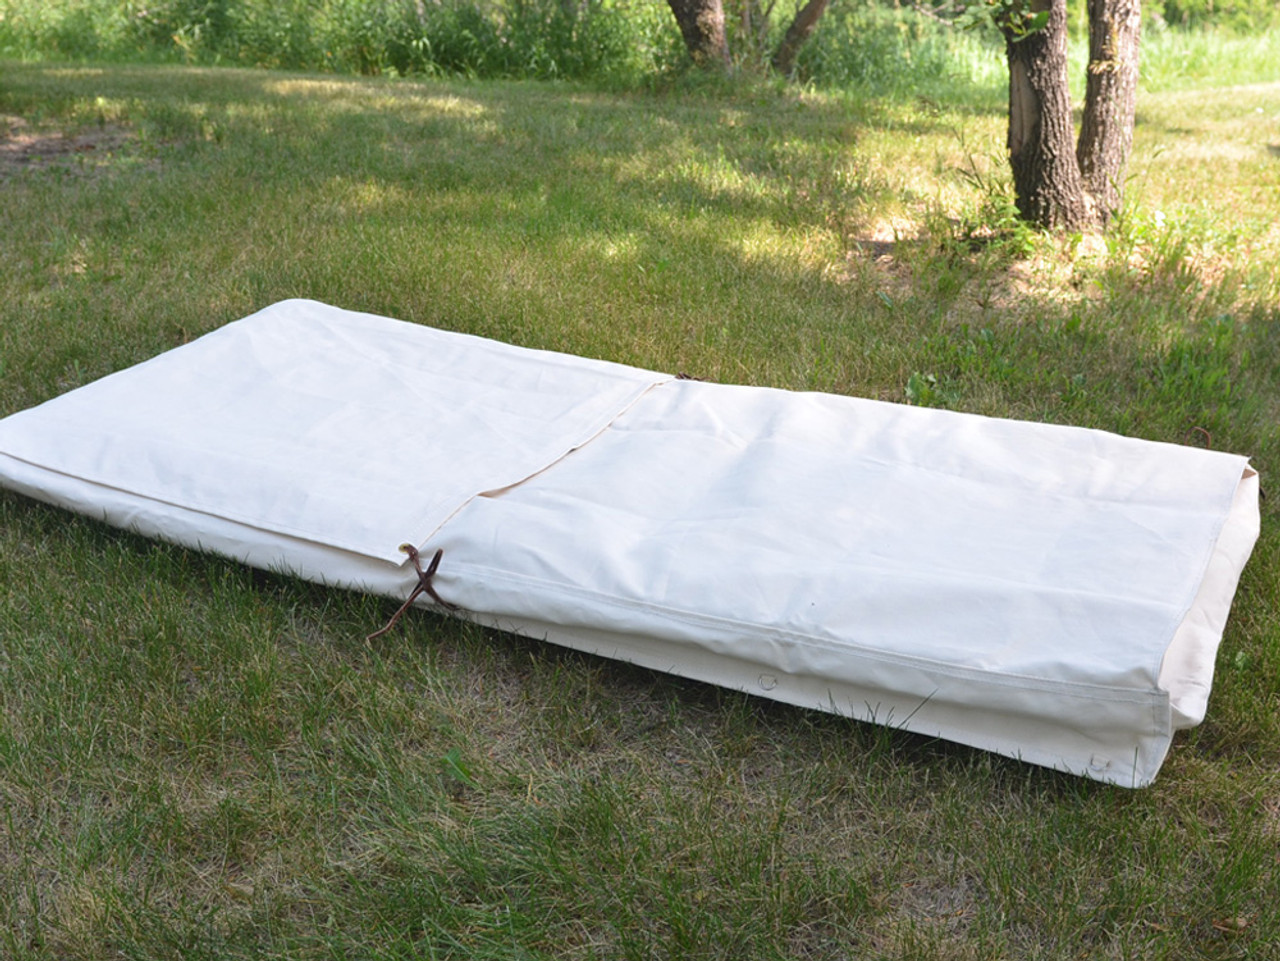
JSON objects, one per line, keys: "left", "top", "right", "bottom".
{"left": 1, "top": 53, "right": 1279, "bottom": 959}
{"left": 1140, "top": 23, "right": 1280, "bottom": 92}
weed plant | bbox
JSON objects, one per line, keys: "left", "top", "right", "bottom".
{"left": 1, "top": 27, "right": 1279, "bottom": 961}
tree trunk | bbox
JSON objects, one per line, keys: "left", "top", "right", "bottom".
{"left": 1076, "top": 0, "right": 1141, "bottom": 222}
{"left": 1003, "top": 0, "right": 1142, "bottom": 231}
{"left": 1004, "top": 0, "right": 1092, "bottom": 230}
{"left": 667, "top": 0, "right": 731, "bottom": 68}
{"left": 772, "top": 0, "right": 830, "bottom": 78}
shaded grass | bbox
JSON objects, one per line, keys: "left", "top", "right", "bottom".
{"left": 1, "top": 60, "right": 1279, "bottom": 959}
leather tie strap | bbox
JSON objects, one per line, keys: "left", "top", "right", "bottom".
{"left": 366, "top": 544, "right": 457, "bottom": 642}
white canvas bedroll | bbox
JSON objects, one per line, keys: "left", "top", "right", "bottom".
{"left": 0, "top": 299, "right": 1260, "bottom": 786}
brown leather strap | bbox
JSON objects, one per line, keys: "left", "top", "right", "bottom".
{"left": 366, "top": 544, "right": 457, "bottom": 642}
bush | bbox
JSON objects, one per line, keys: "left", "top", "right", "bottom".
{"left": 1158, "top": 0, "right": 1280, "bottom": 33}
{"left": 9, "top": 0, "right": 1273, "bottom": 89}
{"left": 125, "top": 0, "right": 236, "bottom": 56}
{"left": 0, "top": 0, "right": 683, "bottom": 82}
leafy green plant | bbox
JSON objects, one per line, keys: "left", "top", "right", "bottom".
{"left": 905, "top": 371, "right": 959, "bottom": 407}
{"left": 949, "top": 135, "right": 1040, "bottom": 258}
{"left": 957, "top": 0, "right": 1051, "bottom": 41}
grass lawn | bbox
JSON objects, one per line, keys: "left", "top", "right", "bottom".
{"left": 1, "top": 53, "right": 1278, "bottom": 959}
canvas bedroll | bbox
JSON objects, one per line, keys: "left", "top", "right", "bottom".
{"left": 0, "top": 300, "right": 1260, "bottom": 786}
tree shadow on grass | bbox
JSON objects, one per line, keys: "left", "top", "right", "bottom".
{"left": 2, "top": 61, "right": 1276, "bottom": 453}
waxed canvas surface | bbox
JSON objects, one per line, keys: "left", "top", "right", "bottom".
{"left": 0, "top": 300, "right": 1260, "bottom": 786}
{"left": 0, "top": 300, "right": 663, "bottom": 563}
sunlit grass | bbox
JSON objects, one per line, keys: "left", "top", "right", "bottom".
{"left": 1141, "top": 24, "right": 1280, "bottom": 91}
{"left": 1, "top": 56, "right": 1278, "bottom": 960}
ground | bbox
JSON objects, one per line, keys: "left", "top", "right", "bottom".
{"left": 0, "top": 114, "right": 136, "bottom": 176}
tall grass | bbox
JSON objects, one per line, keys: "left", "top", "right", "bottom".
{"left": 1141, "top": 22, "right": 1280, "bottom": 91}
{"left": 794, "top": 4, "right": 1005, "bottom": 100}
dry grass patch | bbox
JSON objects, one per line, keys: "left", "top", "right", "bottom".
{"left": 0, "top": 113, "right": 138, "bottom": 177}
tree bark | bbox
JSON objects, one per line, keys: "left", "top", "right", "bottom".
{"left": 1076, "top": 0, "right": 1141, "bottom": 222}
{"left": 666, "top": 0, "right": 731, "bottom": 68}
{"left": 1004, "top": 0, "right": 1092, "bottom": 229}
{"left": 1003, "top": 0, "right": 1142, "bottom": 231}
{"left": 772, "top": 0, "right": 830, "bottom": 78}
